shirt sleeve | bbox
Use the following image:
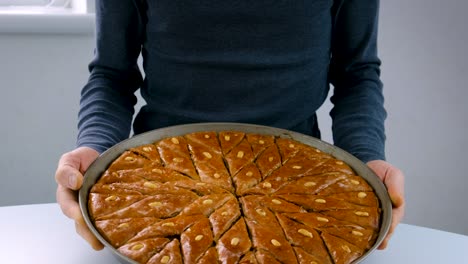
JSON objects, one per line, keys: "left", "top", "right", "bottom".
{"left": 77, "top": 0, "right": 145, "bottom": 153}
{"left": 329, "top": 0, "right": 387, "bottom": 163}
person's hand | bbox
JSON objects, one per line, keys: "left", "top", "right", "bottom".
{"left": 367, "top": 160, "right": 405, "bottom": 250}
{"left": 55, "top": 146, "right": 104, "bottom": 250}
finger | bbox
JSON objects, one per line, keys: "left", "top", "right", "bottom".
{"left": 378, "top": 215, "right": 397, "bottom": 250}
{"left": 56, "top": 165, "right": 84, "bottom": 190}
{"left": 55, "top": 152, "right": 85, "bottom": 190}
{"left": 56, "top": 185, "right": 82, "bottom": 220}
{"left": 378, "top": 220, "right": 395, "bottom": 250}
{"left": 378, "top": 196, "right": 405, "bottom": 250}
{"left": 390, "top": 193, "right": 405, "bottom": 209}
{"left": 75, "top": 217, "right": 104, "bottom": 250}
{"left": 377, "top": 220, "right": 395, "bottom": 250}
{"left": 378, "top": 204, "right": 405, "bottom": 250}
{"left": 378, "top": 238, "right": 388, "bottom": 250}
{"left": 72, "top": 147, "right": 100, "bottom": 173}
{"left": 56, "top": 186, "right": 104, "bottom": 250}
{"left": 367, "top": 161, "right": 405, "bottom": 250}
{"left": 383, "top": 168, "right": 405, "bottom": 208}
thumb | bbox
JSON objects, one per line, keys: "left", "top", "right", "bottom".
{"left": 367, "top": 160, "right": 405, "bottom": 208}
{"left": 55, "top": 147, "right": 99, "bottom": 190}
{"left": 71, "top": 147, "right": 100, "bottom": 173}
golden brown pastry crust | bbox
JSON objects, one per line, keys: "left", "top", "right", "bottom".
{"left": 88, "top": 131, "right": 382, "bottom": 264}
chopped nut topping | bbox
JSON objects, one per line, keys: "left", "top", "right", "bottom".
{"left": 131, "top": 243, "right": 144, "bottom": 250}
{"left": 316, "top": 217, "right": 329, "bottom": 222}
{"left": 315, "top": 199, "right": 327, "bottom": 204}
{"left": 351, "top": 180, "right": 360, "bottom": 185}
{"left": 352, "top": 230, "right": 364, "bottom": 236}
{"left": 152, "top": 168, "right": 163, "bottom": 174}
{"left": 144, "top": 182, "right": 158, "bottom": 188}
{"left": 105, "top": 195, "right": 117, "bottom": 202}
{"left": 203, "top": 152, "right": 212, "bottom": 159}
{"left": 149, "top": 202, "right": 163, "bottom": 207}
{"left": 203, "top": 199, "right": 213, "bottom": 205}
{"left": 91, "top": 133, "right": 384, "bottom": 257}
{"left": 272, "top": 199, "right": 282, "bottom": 205}
{"left": 172, "top": 157, "right": 183, "bottom": 163}
{"left": 117, "top": 223, "right": 129, "bottom": 228}
{"left": 342, "top": 245, "right": 351, "bottom": 253}
{"left": 143, "top": 146, "right": 152, "bottom": 152}
{"left": 161, "top": 256, "right": 170, "bottom": 263}
{"left": 355, "top": 211, "right": 369, "bottom": 217}
{"left": 298, "top": 229, "right": 313, "bottom": 238}
{"left": 271, "top": 239, "right": 281, "bottom": 247}
{"left": 256, "top": 209, "right": 267, "bottom": 216}
{"left": 358, "top": 192, "right": 367, "bottom": 198}
{"left": 230, "top": 237, "right": 240, "bottom": 246}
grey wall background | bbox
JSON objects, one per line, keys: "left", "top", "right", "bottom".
{"left": 1, "top": 0, "right": 467, "bottom": 236}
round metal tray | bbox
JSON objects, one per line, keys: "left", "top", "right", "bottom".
{"left": 79, "top": 122, "right": 392, "bottom": 264}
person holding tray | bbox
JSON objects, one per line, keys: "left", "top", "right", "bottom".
{"left": 55, "top": 0, "right": 404, "bottom": 252}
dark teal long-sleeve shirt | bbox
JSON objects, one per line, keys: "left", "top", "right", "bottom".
{"left": 77, "top": 0, "right": 387, "bottom": 163}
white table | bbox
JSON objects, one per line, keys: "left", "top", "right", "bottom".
{"left": 0, "top": 203, "right": 467, "bottom": 263}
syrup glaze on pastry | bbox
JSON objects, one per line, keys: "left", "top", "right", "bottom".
{"left": 88, "top": 131, "right": 381, "bottom": 264}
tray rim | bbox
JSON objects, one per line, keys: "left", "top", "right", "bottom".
{"left": 79, "top": 122, "right": 392, "bottom": 264}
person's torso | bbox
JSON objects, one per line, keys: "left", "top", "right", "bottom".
{"left": 134, "top": 0, "right": 334, "bottom": 135}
